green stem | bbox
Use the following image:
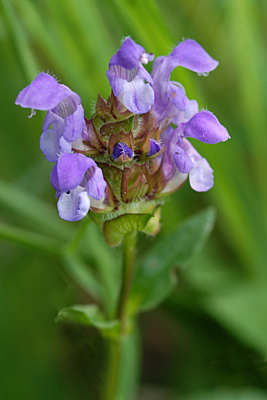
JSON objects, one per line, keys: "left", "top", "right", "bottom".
{"left": 103, "top": 230, "right": 137, "bottom": 400}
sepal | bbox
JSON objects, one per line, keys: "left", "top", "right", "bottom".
{"left": 95, "top": 92, "right": 110, "bottom": 115}
{"left": 110, "top": 91, "right": 134, "bottom": 120}
{"left": 103, "top": 213, "right": 153, "bottom": 246}
{"left": 90, "top": 201, "right": 163, "bottom": 246}
{"left": 122, "top": 163, "right": 153, "bottom": 203}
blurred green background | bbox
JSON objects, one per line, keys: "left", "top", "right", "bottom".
{"left": 1, "top": 0, "right": 267, "bottom": 399}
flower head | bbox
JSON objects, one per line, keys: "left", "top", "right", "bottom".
{"left": 15, "top": 37, "right": 229, "bottom": 234}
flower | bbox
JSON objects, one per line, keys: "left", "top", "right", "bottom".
{"left": 159, "top": 106, "right": 229, "bottom": 193}
{"left": 15, "top": 72, "right": 85, "bottom": 144}
{"left": 152, "top": 39, "right": 219, "bottom": 129}
{"left": 15, "top": 73, "right": 107, "bottom": 221}
{"left": 106, "top": 37, "right": 154, "bottom": 114}
{"left": 51, "top": 153, "right": 106, "bottom": 221}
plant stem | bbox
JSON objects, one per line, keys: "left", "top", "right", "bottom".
{"left": 103, "top": 230, "right": 137, "bottom": 400}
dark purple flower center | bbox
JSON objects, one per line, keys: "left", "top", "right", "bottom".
{"left": 112, "top": 142, "right": 134, "bottom": 161}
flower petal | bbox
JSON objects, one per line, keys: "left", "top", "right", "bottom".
{"left": 161, "top": 124, "right": 184, "bottom": 179}
{"left": 51, "top": 153, "right": 97, "bottom": 192}
{"left": 63, "top": 104, "right": 84, "bottom": 141}
{"left": 179, "top": 139, "right": 214, "bottom": 191}
{"left": 85, "top": 167, "right": 106, "bottom": 200}
{"left": 15, "top": 73, "right": 74, "bottom": 110}
{"left": 137, "top": 64, "right": 154, "bottom": 86}
{"left": 57, "top": 187, "right": 90, "bottom": 221}
{"left": 119, "top": 78, "right": 154, "bottom": 114}
{"left": 173, "top": 144, "right": 194, "bottom": 173}
{"left": 189, "top": 158, "right": 214, "bottom": 191}
{"left": 170, "top": 39, "right": 219, "bottom": 73}
{"left": 168, "top": 82, "right": 189, "bottom": 111}
{"left": 109, "top": 37, "right": 153, "bottom": 70}
{"left": 184, "top": 111, "right": 230, "bottom": 143}
{"left": 40, "top": 112, "right": 65, "bottom": 162}
{"left": 152, "top": 40, "right": 218, "bottom": 125}
{"left": 173, "top": 99, "right": 198, "bottom": 126}
{"left": 106, "top": 69, "right": 125, "bottom": 98}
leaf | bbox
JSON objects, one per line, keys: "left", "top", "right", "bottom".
{"left": 129, "top": 207, "right": 216, "bottom": 312}
{"left": 55, "top": 304, "right": 120, "bottom": 338}
{"left": 103, "top": 213, "right": 153, "bottom": 247}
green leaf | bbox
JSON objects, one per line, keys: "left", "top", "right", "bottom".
{"left": 129, "top": 207, "right": 216, "bottom": 312}
{"left": 56, "top": 304, "right": 120, "bottom": 338}
{"left": 103, "top": 213, "right": 153, "bottom": 247}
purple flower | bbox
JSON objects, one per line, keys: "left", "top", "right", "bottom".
{"left": 51, "top": 153, "right": 106, "bottom": 221}
{"left": 152, "top": 39, "right": 219, "bottom": 126}
{"left": 160, "top": 108, "right": 229, "bottom": 192}
{"left": 15, "top": 73, "right": 85, "bottom": 143}
{"left": 106, "top": 37, "right": 154, "bottom": 114}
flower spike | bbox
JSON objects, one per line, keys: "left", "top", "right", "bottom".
{"left": 15, "top": 37, "right": 229, "bottom": 226}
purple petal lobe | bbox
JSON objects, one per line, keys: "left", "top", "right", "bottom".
{"left": 119, "top": 78, "right": 154, "bottom": 114}
{"left": 106, "top": 69, "right": 125, "bottom": 98}
{"left": 173, "top": 100, "right": 199, "bottom": 126}
{"left": 179, "top": 139, "right": 214, "bottom": 191}
{"left": 108, "top": 65, "right": 139, "bottom": 84}
{"left": 40, "top": 112, "right": 65, "bottom": 162}
{"left": 168, "top": 82, "right": 189, "bottom": 111}
{"left": 189, "top": 158, "right": 214, "bottom": 191}
{"left": 170, "top": 39, "right": 219, "bottom": 73}
{"left": 51, "top": 153, "right": 97, "bottom": 192}
{"left": 59, "top": 136, "right": 72, "bottom": 155}
{"left": 109, "top": 37, "right": 153, "bottom": 70}
{"left": 57, "top": 187, "right": 90, "bottom": 221}
{"left": 160, "top": 125, "right": 185, "bottom": 179}
{"left": 184, "top": 111, "right": 230, "bottom": 143}
{"left": 15, "top": 73, "right": 73, "bottom": 110}
{"left": 173, "top": 145, "right": 194, "bottom": 173}
{"left": 63, "top": 104, "right": 84, "bottom": 141}
{"left": 138, "top": 65, "right": 154, "bottom": 86}
{"left": 85, "top": 167, "right": 107, "bottom": 200}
